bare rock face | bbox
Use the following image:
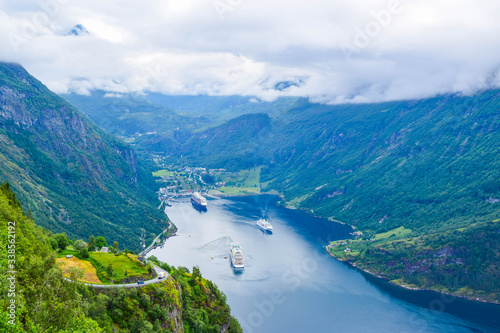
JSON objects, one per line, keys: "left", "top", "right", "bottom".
{"left": 0, "top": 86, "right": 33, "bottom": 127}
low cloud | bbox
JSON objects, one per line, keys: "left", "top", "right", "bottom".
{"left": 0, "top": 0, "right": 499, "bottom": 104}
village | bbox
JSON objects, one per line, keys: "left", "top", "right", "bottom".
{"left": 153, "top": 165, "right": 227, "bottom": 207}
{"left": 152, "top": 156, "right": 264, "bottom": 208}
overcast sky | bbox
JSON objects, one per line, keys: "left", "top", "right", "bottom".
{"left": 0, "top": 0, "right": 499, "bottom": 104}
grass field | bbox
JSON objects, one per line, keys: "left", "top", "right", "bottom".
{"left": 218, "top": 167, "right": 262, "bottom": 195}
{"left": 240, "top": 167, "right": 262, "bottom": 187}
{"left": 57, "top": 250, "right": 151, "bottom": 284}
{"left": 286, "top": 193, "right": 313, "bottom": 207}
{"left": 152, "top": 169, "right": 174, "bottom": 177}
{"left": 373, "top": 226, "right": 412, "bottom": 240}
{"left": 56, "top": 257, "right": 102, "bottom": 284}
{"left": 218, "top": 186, "right": 260, "bottom": 195}
{"left": 90, "top": 252, "right": 150, "bottom": 282}
{"left": 327, "top": 226, "right": 413, "bottom": 251}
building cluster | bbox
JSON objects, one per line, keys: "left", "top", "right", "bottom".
{"left": 155, "top": 166, "right": 231, "bottom": 206}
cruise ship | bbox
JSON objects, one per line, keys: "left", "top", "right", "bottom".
{"left": 230, "top": 242, "right": 245, "bottom": 271}
{"left": 257, "top": 218, "right": 273, "bottom": 233}
{"left": 191, "top": 192, "right": 207, "bottom": 211}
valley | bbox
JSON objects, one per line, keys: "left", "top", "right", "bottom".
{"left": 65, "top": 88, "right": 500, "bottom": 304}
{"left": 0, "top": 61, "right": 498, "bottom": 331}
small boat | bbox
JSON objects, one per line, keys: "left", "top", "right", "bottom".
{"left": 257, "top": 218, "right": 273, "bottom": 233}
{"left": 230, "top": 242, "right": 244, "bottom": 271}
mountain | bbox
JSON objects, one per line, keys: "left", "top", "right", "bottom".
{"left": 143, "top": 93, "right": 301, "bottom": 120}
{"left": 180, "top": 113, "right": 273, "bottom": 169}
{"left": 65, "top": 89, "right": 500, "bottom": 300}
{"left": 62, "top": 91, "right": 202, "bottom": 137}
{"left": 62, "top": 91, "right": 301, "bottom": 158}
{"left": 62, "top": 91, "right": 209, "bottom": 158}
{"left": 63, "top": 91, "right": 500, "bottom": 233}
{"left": 260, "top": 92, "right": 500, "bottom": 233}
{"left": 66, "top": 24, "right": 90, "bottom": 36}
{"left": 0, "top": 62, "right": 167, "bottom": 250}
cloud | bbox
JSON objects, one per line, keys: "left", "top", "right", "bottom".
{"left": 0, "top": 0, "right": 499, "bottom": 104}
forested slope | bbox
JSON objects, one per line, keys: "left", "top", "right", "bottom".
{"left": 0, "top": 183, "right": 242, "bottom": 332}
{"left": 0, "top": 63, "right": 167, "bottom": 250}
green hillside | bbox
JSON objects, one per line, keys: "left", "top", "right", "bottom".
{"left": 261, "top": 92, "right": 500, "bottom": 234}
{"left": 328, "top": 221, "right": 500, "bottom": 303}
{"left": 0, "top": 63, "right": 167, "bottom": 250}
{"left": 0, "top": 183, "right": 242, "bottom": 332}
{"left": 180, "top": 113, "right": 272, "bottom": 169}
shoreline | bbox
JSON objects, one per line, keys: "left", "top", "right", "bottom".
{"left": 209, "top": 190, "right": 282, "bottom": 198}
{"left": 141, "top": 225, "right": 178, "bottom": 257}
{"left": 162, "top": 193, "right": 499, "bottom": 306}
{"left": 326, "top": 249, "right": 500, "bottom": 306}
{"left": 142, "top": 233, "right": 178, "bottom": 258}
{"left": 213, "top": 192, "right": 353, "bottom": 227}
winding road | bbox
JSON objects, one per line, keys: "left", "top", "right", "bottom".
{"left": 139, "top": 229, "right": 170, "bottom": 257}
{"left": 66, "top": 263, "right": 170, "bottom": 289}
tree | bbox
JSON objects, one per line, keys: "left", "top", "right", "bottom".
{"left": 106, "top": 264, "right": 113, "bottom": 277}
{"left": 192, "top": 266, "right": 202, "bottom": 279}
{"left": 54, "top": 233, "right": 69, "bottom": 250}
{"left": 88, "top": 235, "right": 96, "bottom": 251}
{"left": 48, "top": 237, "right": 58, "bottom": 250}
{"left": 113, "top": 241, "right": 119, "bottom": 253}
{"left": 202, "top": 174, "right": 215, "bottom": 184}
{"left": 95, "top": 236, "right": 108, "bottom": 250}
{"left": 153, "top": 319, "right": 162, "bottom": 332}
{"left": 74, "top": 239, "right": 86, "bottom": 251}
{"left": 80, "top": 248, "right": 89, "bottom": 259}
{"left": 130, "top": 319, "right": 153, "bottom": 333}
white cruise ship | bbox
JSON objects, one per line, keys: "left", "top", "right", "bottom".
{"left": 257, "top": 218, "right": 273, "bottom": 233}
{"left": 230, "top": 242, "right": 244, "bottom": 271}
{"left": 191, "top": 192, "right": 207, "bottom": 211}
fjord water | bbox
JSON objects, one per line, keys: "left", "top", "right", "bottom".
{"left": 149, "top": 195, "right": 500, "bottom": 333}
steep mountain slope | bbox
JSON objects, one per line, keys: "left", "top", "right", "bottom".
{"left": 62, "top": 90, "right": 203, "bottom": 138}
{"left": 0, "top": 182, "right": 102, "bottom": 331}
{"left": 0, "top": 63, "right": 167, "bottom": 250}
{"left": 188, "top": 91, "right": 500, "bottom": 300}
{"left": 262, "top": 92, "right": 500, "bottom": 234}
{"left": 62, "top": 91, "right": 301, "bottom": 159}
{"left": 180, "top": 113, "right": 273, "bottom": 169}
{"left": 62, "top": 91, "right": 208, "bottom": 158}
